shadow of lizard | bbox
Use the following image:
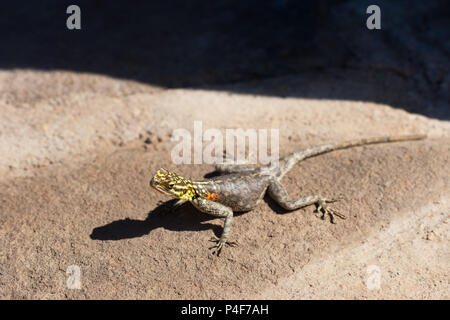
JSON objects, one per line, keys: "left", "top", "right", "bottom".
{"left": 90, "top": 197, "right": 245, "bottom": 241}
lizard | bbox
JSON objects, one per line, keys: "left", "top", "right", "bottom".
{"left": 150, "top": 134, "right": 426, "bottom": 255}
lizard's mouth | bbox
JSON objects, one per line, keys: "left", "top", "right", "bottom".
{"left": 150, "top": 178, "right": 173, "bottom": 196}
{"left": 149, "top": 178, "right": 162, "bottom": 191}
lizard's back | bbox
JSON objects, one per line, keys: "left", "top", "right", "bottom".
{"left": 193, "top": 169, "right": 273, "bottom": 212}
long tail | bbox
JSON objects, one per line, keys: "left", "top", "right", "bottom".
{"left": 276, "top": 134, "right": 426, "bottom": 179}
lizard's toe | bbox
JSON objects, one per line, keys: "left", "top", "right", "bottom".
{"left": 326, "top": 194, "right": 345, "bottom": 203}
{"left": 209, "top": 236, "right": 220, "bottom": 243}
{"left": 208, "top": 237, "right": 237, "bottom": 255}
{"left": 226, "top": 240, "right": 238, "bottom": 247}
{"left": 209, "top": 241, "right": 224, "bottom": 256}
{"left": 316, "top": 199, "right": 346, "bottom": 223}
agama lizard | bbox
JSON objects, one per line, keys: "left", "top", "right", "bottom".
{"left": 150, "top": 134, "right": 425, "bottom": 255}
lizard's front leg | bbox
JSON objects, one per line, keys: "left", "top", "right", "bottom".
{"left": 268, "top": 180, "right": 346, "bottom": 223}
{"left": 157, "top": 198, "right": 187, "bottom": 214}
{"left": 191, "top": 198, "right": 237, "bottom": 255}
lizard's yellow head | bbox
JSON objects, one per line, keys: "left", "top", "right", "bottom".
{"left": 150, "top": 168, "right": 197, "bottom": 200}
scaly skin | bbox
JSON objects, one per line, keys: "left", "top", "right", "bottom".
{"left": 150, "top": 134, "right": 426, "bottom": 255}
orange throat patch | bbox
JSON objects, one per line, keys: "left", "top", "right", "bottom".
{"left": 204, "top": 192, "right": 219, "bottom": 201}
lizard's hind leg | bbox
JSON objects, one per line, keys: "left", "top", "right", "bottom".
{"left": 214, "top": 150, "right": 257, "bottom": 174}
{"left": 214, "top": 163, "right": 255, "bottom": 174}
{"left": 267, "top": 180, "right": 346, "bottom": 223}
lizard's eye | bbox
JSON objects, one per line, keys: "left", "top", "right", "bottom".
{"left": 168, "top": 183, "right": 174, "bottom": 189}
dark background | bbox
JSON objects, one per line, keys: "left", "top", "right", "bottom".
{"left": 0, "top": 0, "right": 448, "bottom": 118}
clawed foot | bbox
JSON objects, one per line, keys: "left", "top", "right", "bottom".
{"left": 208, "top": 236, "right": 238, "bottom": 256}
{"left": 315, "top": 197, "right": 346, "bottom": 223}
